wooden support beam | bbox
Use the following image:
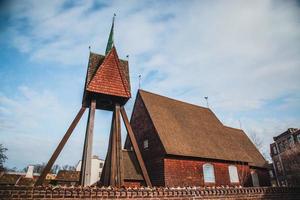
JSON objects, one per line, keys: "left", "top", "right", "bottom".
{"left": 35, "top": 107, "right": 86, "bottom": 186}
{"left": 100, "top": 104, "right": 123, "bottom": 187}
{"left": 110, "top": 109, "right": 117, "bottom": 186}
{"left": 120, "top": 107, "right": 152, "bottom": 187}
{"left": 115, "top": 104, "right": 123, "bottom": 187}
{"left": 100, "top": 111, "right": 115, "bottom": 186}
{"left": 80, "top": 99, "right": 96, "bottom": 186}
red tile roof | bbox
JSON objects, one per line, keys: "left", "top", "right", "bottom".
{"left": 87, "top": 47, "right": 131, "bottom": 98}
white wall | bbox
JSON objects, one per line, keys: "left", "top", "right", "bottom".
{"left": 76, "top": 156, "right": 104, "bottom": 185}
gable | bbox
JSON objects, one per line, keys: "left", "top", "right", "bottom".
{"left": 86, "top": 47, "right": 131, "bottom": 98}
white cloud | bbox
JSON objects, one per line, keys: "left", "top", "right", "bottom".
{"left": 2, "top": 0, "right": 300, "bottom": 168}
{"left": 0, "top": 85, "right": 115, "bottom": 168}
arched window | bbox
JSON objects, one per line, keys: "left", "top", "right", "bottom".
{"left": 203, "top": 163, "right": 215, "bottom": 183}
{"left": 251, "top": 171, "right": 260, "bottom": 187}
{"left": 228, "top": 165, "right": 239, "bottom": 183}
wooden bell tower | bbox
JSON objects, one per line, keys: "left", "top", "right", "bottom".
{"left": 35, "top": 16, "right": 151, "bottom": 187}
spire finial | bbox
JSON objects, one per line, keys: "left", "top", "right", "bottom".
{"left": 105, "top": 14, "right": 116, "bottom": 55}
{"left": 138, "top": 74, "right": 142, "bottom": 89}
{"left": 204, "top": 96, "right": 209, "bottom": 108}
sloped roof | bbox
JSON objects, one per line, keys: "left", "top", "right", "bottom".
{"left": 17, "top": 176, "right": 37, "bottom": 186}
{"left": 86, "top": 47, "right": 131, "bottom": 98}
{"left": 122, "top": 150, "right": 143, "bottom": 181}
{"left": 137, "top": 90, "right": 267, "bottom": 168}
{"left": 55, "top": 170, "right": 80, "bottom": 182}
{"left": 0, "top": 174, "right": 21, "bottom": 185}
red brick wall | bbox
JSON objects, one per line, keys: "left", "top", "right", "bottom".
{"left": 0, "top": 186, "right": 299, "bottom": 199}
{"left": 123, "top": 180, "right": 142, "bottom": 188}
{"left": 164, "top": 157, "right": 269, "bottom": 187}
{"left": 250, "top": 167, "right": 271, "bottom": 187}
{"left": 126, "top": 93, "right": 166, "bottom": 186}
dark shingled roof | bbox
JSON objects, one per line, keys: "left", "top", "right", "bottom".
{"left": 138, "top": 90, "right": 267, "bottom": 168}
{"left": 122, "top": 150, "right": 143, "bottom": 181}
{"left": 17, "top": 177, "right": 37, "bottom": 186}
{"left": 55, "top": 170, "right": 80, "bottom": 182}
{"left": 0, "top": 174, "right": 22, "bottom": 185}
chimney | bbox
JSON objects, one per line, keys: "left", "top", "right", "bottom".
{"left": 25, "top": 165, "right": 34, "bottom": 178}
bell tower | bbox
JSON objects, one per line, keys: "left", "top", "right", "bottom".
{"left": 35, "top": 15, "right": 151, "bottom": 187}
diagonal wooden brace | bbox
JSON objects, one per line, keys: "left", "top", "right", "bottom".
{"left": 120, "top": 106, "right": 152, "bottom": 187}
{"left": 35, "top": 107, "right": 86, "bottom": 186}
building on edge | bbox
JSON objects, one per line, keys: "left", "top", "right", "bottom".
{"left": 270, "top": 128, "right": 300, "bottom": 186}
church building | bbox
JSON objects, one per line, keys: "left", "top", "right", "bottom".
{"left": 125, "top": 90, "right": 271, "bottom": 187}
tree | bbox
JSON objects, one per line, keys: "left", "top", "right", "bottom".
{"left": 51, "top": 164, "right": 61, "bottom": 174}
{"left": 0, "top": 144, "right": 8, "bottom": 171}
{"left": 249, "top": 132, "right": 270, "bottom": 161}
{"left": 61, "top": 165, "right": 75, "bottom": 171}
{"left": 33, "top": 163, "right": 46, "bottom": 174}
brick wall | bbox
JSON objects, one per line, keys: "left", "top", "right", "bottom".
{"left": 0, "top": 186, "right": 299, "bottom": 199}
{"left": 164, "top": 157, "right": 270, "bottom": 187}
{"left": 250, "top": 167, "right": 271, "bottom": 187}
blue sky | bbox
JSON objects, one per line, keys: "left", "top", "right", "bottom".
{"left": 0, "top": 0, "right": 300, "bottom": 169}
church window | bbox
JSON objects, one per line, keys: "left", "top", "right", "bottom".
{"left": 228, "top": 165, "right": 239, "bottom": 183}
{"left": 251, "top": 171, "right": 260, "bottom": 187}
{"left": 203, "top": 163, "right": 215, "bottom": 183}
{"left": 143, "top": 139, "right": 149, "bottom": 150}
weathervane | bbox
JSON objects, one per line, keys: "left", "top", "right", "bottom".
{"left": 204, "top": 96, "right": 209, "bottom": 108}
{"left": 138, "top": 74, "right": 142, "bottom": 89}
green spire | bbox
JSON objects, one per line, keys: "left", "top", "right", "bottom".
{"left": 105, "top": 14, "right": 116, "bottom": 55}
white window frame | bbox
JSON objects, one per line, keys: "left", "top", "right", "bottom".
{"left": 297, "top": 134, "right": 300, "bottom": 142}
{"left": 203, "top": 163, "right": 215, "bottom": 183}
{"left": 273, "top": 146, "right": 277, "bottom": 154}
{"left": 143, "top": 139, "right": 149, "bottom": 150}
{"left": 251, "top": 171, "right": 260, "bottom": 187}
{"left": 228, "top": 165, "right": 239, "bottom": 183}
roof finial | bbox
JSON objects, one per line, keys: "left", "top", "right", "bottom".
{"left": 204, "top": 96, "right": 209, "bottom": 108}
{"left": 138, "top": 74, "right": 142, "bottom": 89}
{"left": 89, "top": 46, "right": 91, "bottom": 52}
{"left": 239, "top": 119, "right": 242, "bottom": 129}
{"left": 105, "top": 13, "right": 116, "bottom": 55}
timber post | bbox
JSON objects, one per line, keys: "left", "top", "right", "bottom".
{"left": 79, "top": 99, "right": 96, "bottom": 186}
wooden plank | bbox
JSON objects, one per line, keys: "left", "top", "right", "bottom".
{"left": 115, "top": 104, "right": 123, "bottom": 186}
{"left": 120, "top": 107, "right": 152, "bottom": 187}
{"left": 80, "top": 99, "right": 96, "bottom": 186}
{"left": 110, "top": 108, "right": 117, "bottom": 186}
{"left": 35, "top": 107, "right": 86, "bottom": 186}
{"left": 100, "top": 111, "right": 115, "bottom": 186}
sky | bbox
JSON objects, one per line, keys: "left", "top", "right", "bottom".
{"left": 0, "top": 0, "right": 300, "bottom": 169}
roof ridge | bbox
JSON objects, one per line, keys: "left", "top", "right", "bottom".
{"left": 223, "top": 126, "right": 243, "bottom": 131}
{"left": 138, "top": 89, "right": 210, "bottom": 111}
{"left": 110, "top": 47, "right": 130, "bottom": 96}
